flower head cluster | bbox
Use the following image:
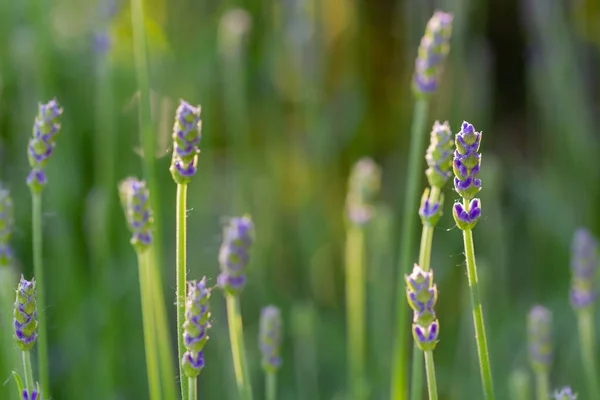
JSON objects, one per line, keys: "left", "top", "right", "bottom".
{"left": 0, "top": 186, "right": 14, "bottom": 267}
{"left": 218, "top": 216, "right": 254, "bottom": 295}
{"left": 118, "top": 178, "right": 153, "bottom": 252}
{"left": 554, "top": 387, "right": 577, "bottom": 400}
{"left": 570, "top": 228, "right": 598, "bottom": 309}
{"left": 413, "top": 11, "right": 453, "bottom": 97}
{"left": 345, "top": 158, "right": 381, "bottom": 225}
{"left": 259, "top": 305, "right": 283, "bottom": 373}
{"left": 452, "top": 121, "right": 482, "bottom": 230}
{"left": 182, "top": 278, "right": 211, "bottom": 378}
{"left": 425, "top": 121, "right": 454, "bottom": 188}
{"left": 405, "top": 264, "right": 439, "bottom": 351}
{"left": 27, "top": 99, "right": 63, "bottom": 193}
{"left": 14, "top": 276, "right": 38, "bottom": 351}
{"left": 528, "top": 305, "right": 552, "bottom": 373}
{"left": 170, "top": 100, "right": 202, "bottom": 185}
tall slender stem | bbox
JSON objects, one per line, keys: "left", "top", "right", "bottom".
{"left": 345, "top": 225, "right": 366, "bottom": 399}
{"left": 424, "top": 351, "right": 438, "bottom": 400}
{"left": 188, "top": 377, "right": 197, "bottom": 400}
{"left": 266, "top": 372, "right": 277, "bottom": 400}
{"left": 577, "top": 307, "right": 600, "bottom": 399}
{"left": 137, "top": 251, "right": 161, "bottom": 400}
{"left": 176, "top": 183, "right": 189, "bottom": 399}
{"left": 462, "top": 199, "right": 495, "bottom": 399}
{"left": 226, "top": 294, "right": 253, "bottom": 400}
{"left": 22, "top": 351, "right": 34, "bottom": 392}
{"left": 31, "top": 192, "right": 49, "bottom": 395}
{"left": 409, "top": 186, "right": 440, "bottom": 400}
{"left": 391, "top": 99, "right": 429, "bottom": 400}
{"left": 534, "top": 371, "right": 549, "bottom": 400}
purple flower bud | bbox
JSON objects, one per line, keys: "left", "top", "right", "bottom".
{"left": 14, "top": 275, "right": 38, "bottom": 351}
{"left": 419, "top": 188, "right": 444, "bottom": 227}
{"left": 170, "top": 100, "right": 202, "bottom": 185}
{"left": 570, "top": 228, "right": 598, "bottom": 309}
{"left": 528, "top": 305, "right": 553, "bottom": 373}
{"left": 453, "top": 121, "right": 482, "bottom": 202}
{"left": 405, "top": 264, "right": 439, "bottom": 351}
{"left": 425, "top": 121, "right": 454, "bottom": 188}
{"left": 182, "top": 278, "right": 211, "bottom": 378}
{"left": 22, "top": 389, "right": 39, "bottom": 400}
{"left": 345, "top": 158, "right": 381, "bottom": 226}
{"left": 412, "top": 320, "right": 439, "bottom": 352}
{"left": 0, "top": 186, "right": 14, "bottom": 267}
{"left": 413, "top": 11, "right": 453, "bottom": 97}
{"left": 218, "top": 216, "right": 254, "bottom": 295}
{"left": 452, "top": 198, "right": 481, "bottom": 230}
{"left": 554, "top": 387, "right": 577, "bottom": 400}
{"left": 259, "top": 305, "right": 283, "bottom": 373}
{"left": 118, "top": 178, "right": 153, "bottom": 252}
{"left": 27, "top": 99, "right": 62, "bottom": 193}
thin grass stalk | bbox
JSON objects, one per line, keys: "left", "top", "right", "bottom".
{"left": 534, "top": 371, "right": 549, "bottom": 400}
{"left": 31, "top": 193, "right": 49, "bottom": 394}
{"left": 176, "top": 183, "right": 189, "bottom": 398}
{"left": 577, "top": 307, "right": 600, "bottom": 399}
{"left": 424, "top": 351, "right": 438, "bottom": 400}
{"left": 189, "top": 377, "right": 197, "bottom": 400}
{"left": 266, "top": 372, "right": 276, "bottom": 400}
{"left": 137, "top": 251, "right": 161, "bottom": 400}
{"left": 22, "top": 351, "right": 34, "bottom": 393}
{"left": 391, "top": 99, "right": 429, "bottom": 399}
{"left": 226, "top": 294, "right": 253, "bottom": 400}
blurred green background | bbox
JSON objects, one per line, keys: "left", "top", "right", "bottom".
{"left": 0, "top": 0, "right": 600, "bottom": 399}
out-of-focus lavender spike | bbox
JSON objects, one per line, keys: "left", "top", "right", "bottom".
{"left": 425, "top": 121, "right": 454, "bottom": 188}
{"left": 405, "top": 264, "right": 439, "bottom": 351}
{"left": 218, "top": 216, "right": 254, "bottom": 295}
{"left": 0, "top": 185, "right": 14, "bottom": 267}
{"left": 170, "top": 100, "right": 202, "bottom": 185}
{"left": 413, "top": 11, "right": 453, "bottom": 97}
{"left": 528, "top": 305, "right": 553, "bottom": 373}
{"left": 182, "top": 278, "right": 211, "bottom": 378}
{"left": 345, "top": 157, "right": 381, "bottom": 225}
{"left": 570, "top": 228, "right": 598, "bottom": 309}
{"left": 259, "top": 305, "right": 283, "bottom": 373}
{"left": 14, "top": 275, "right": 38, "bottom": 351}
{"left": 118, "top": 178, "right": 153, "bottom": 252}
{"left": 554, "top": 386, "right": 577, "bottom": 399}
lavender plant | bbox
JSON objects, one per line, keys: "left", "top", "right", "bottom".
{"left": 391, "top": 12, "right": 453, "bottom": 399}
{"left": 26, "top": 98, "right": 62, "bottom": 396}
{"left": 406, "top": 265, "right": 439, "bottom": 400}
{"left": 554, "top": 387, "right": 577, "bottom": 400}
{"left": 452, "top": 121, "right": 494, "bottom": 398}
{"left": 260, "top": 305, "right": 283, "bottom": 400}
{"left": 182, "top": 278, "right": 211, "bottom": 400}
{"left": 0, "top": 185, "right": 14, "bottom": 267}
{"left": 218, "top": 216, "right": 254, "bottom": 400}
{"left": 528, "top": 305, "right": 552, "bottom": 400}
{"left": 345, "top": 157, "right": 380, "bottom": 399}
{"left": 409, "top": 121, "right": 453, "bottom": 400}
{"left": 569, "top": 228, "right": 600, "bottom": 399}
{"left": 169, "top": 99, "right": 202, "bottom": 400}
{"left": 13, "top": 276, "right": 38, "bottom": 397}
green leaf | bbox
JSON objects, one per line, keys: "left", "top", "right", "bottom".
{"left": 12, "top": 371, "right": 24, "bottom": 394}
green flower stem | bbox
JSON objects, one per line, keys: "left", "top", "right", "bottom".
{"left": 266, "top": 372, "right": 277, "bottom": 400}
{"left": 137, "top": 251, "right": 161, "bottom": 400}
{"left": 176, "top": 183, "right": 189, "bottom": 400}
{"left": 409, "top": 185, "right": 441, "bottom": 400}
{"left": 462, "top": 199, "right": 495, "bottom": 399}
{"left": 188, "top": 377, "right": 197, "bottom": 400}
{"left": 391, "top": 99, "right": 429, "bottom": 400}
{"left": 22, "top": 351, "right": 34, "bottom": 393}
{"left": 226, "top": 294, "right": 253, "bottom": 400}
{"left": 31, "top": 192, "right": 49, "bottom": 395}
{"left": 534, "top": 371, "right": 549, "bottom": 400}
{"left": 345, "top": 224, "right": 366, "bottom": 399}
{"left": 424, "top": 351, "right": 438, "bottom": 400}
{"left": 577, "top": 307, "right": 600, "bottom": 399}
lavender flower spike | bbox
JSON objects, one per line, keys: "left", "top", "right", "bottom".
{"left": 170, "top": 100, "right": 202, "bottom": 185}
{"left": 554, "top": 387, "right": 577, "bottom": 400}
{"left": 259, "top": 305, "right": 283, "bottom": 373}
{"left": 182, "top": 278, "right": 211, "bottom": 378}
{"left": 570, "top": 228, "right": 598, "bottom": 309}
{"left": 27, "top": 99, "right": 63, "bottom": 193}
{"left": 118, "top": 178, "right": 153, "bottom": 253}
{"left": 345, "top": 157, "right": 381, "bottom": 225}
{"left": 218, "top": 216, "right": 254, "bottom": 295}
{"left": 14, "top": 276, "right": 38, "bottom": 351}
{"left": 425, "top": 121, "right": 454, "bottom": 189}
{"left": 413, "top": 11, "right": 453, "bottom": 97}
{"left": 528, "top": 305, "right": 553, "bottom": 373}
{"left": 405, "top": 264, "right": 439, "bottom": 351}
{"left": 0, "top": 185, "right": 14, "bottom": 267}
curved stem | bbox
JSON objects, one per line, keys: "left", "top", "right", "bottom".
{"left": 22, "top": 351, "right": 34, "bottom": 392}
{"left": 462, "top": 201, "right": 495, "bottom": 399}
{"left": 31, "top": 192, "right": 49, "bottom": 395}
{"left": 345, "top": 225, "right": 366, "bottom": 399}
{"left": 188, "top": 377, "right": 197, "bottom": 400}
{"left": 266, "top": 372, "right": 277, "bottom": 400}
{"left": 176, "top": 183, "right": 189, "bottom": 399}
{"left": 577, "top": 307, "right": 600, "bottom": 399}
{"left": 409, "top": 186, "right": 440, "bottom": 400}
{"left": 534, "top": 371, "right": 549, "bottom": 400}
{"left": 391, "top": 99, "right": 429, "bottom": 400}
{"left": 226, "top": 294, "right": 253, "bottom": 400}
{"left": 424, "top": 351, "right": 438, "bottom": 400}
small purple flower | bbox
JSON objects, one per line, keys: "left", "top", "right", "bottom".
{"left": 118, "top": 178, "right": 153, "bottom": 252}
{"left": 419, "top": 188, "right": 444, "bottom": 227}
{"left": 345, "top": 158, "right": 381, "bottom": 226}
{"left": 405, "top": 264, "right": 439, "bottom": 351}
{"left": 528, "top": 305, "right": 553, "bottom": 373}
{"left": 259, "top": 305, "right": 283, "bottom": 373}
{"left": 22, "top": 389, "right": 39, "bottom": 400}
{"left": 570, "top": 228, "right": 598, "bottom": 309}
{"left": 218, "top": 216, "right": 254, "bottom": 295}
{"left": 27, "top": 99, "right": 62, "bottom": 193}
{"left": 554, "top": 386, "right": 577, "bottom": 399}
{"left": 170, "top": 100, "right": 202, "bottom": 185}
{"left": 14, "top": 275, "right": 38, "bottom": 351}
{"left": 425, "top": 121, "right": 454, "bottom": 188}
{"left": 413, "top": 11, "right": 453, "bottom": 97}
{"left": 182, "top": 278, "right": 211, "bottom": 378}
{"left": 452, "top": 198, "right": 482, "bottom": 230}
{"left": 0, "top": 186, "right": 14, "bottom": 267}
